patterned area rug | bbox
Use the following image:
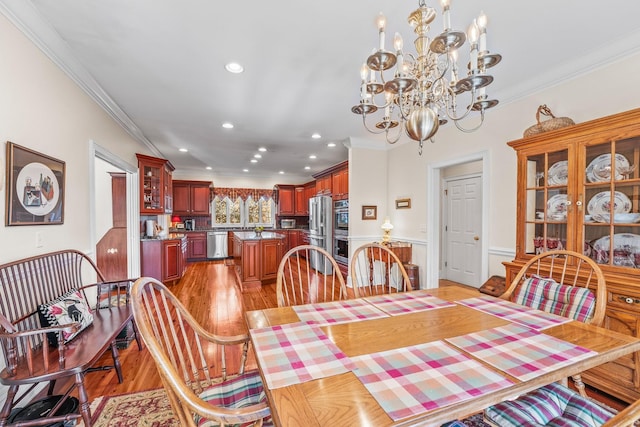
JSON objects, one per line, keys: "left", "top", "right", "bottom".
{"left": 89, "top": 387, "right": 489, "bottom": 426}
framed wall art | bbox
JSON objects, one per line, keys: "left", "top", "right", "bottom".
{"left": 5, "top": 142, "right": 65, "bottom": 226}
{"left": 362, "top": 205, "right": 377, "bottom": 220}
{"left": 395, "top": 198, "right": 411, "bottom": 209}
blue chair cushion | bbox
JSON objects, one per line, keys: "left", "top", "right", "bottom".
{"left": 484, "top": 382, "right": 615, "bottom": 427}
{"left": 194, "top": 370, "right": 272, "bottom": 427}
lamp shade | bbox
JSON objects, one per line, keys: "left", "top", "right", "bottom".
{"left": 171, "top": 215, "right": 181, "bottom": 223}
{"left": 381, "top": 219, "right": 394, "bottom": 231}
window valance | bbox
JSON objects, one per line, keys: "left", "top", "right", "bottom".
{"left": 213, "top": 187, "right": 274, "bottom": 202}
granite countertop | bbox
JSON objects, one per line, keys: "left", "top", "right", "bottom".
{"left": 168, "top": 227, "right": 309, "bottom": 233}
{"left": 231, "top": 231, "right": 286, "bottom": 241}
{"left": 140, "top": 232, "right": 186, "bottom": 241}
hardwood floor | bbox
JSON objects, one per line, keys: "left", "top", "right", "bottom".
{"left": 51, "top": 260, "right": 629, "bottom": 414}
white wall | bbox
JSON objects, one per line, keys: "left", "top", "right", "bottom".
{"left": 0, "top": 13, "right": 153, "bottom": 264}
{"left": 370, "top": 51, "right": 640, "bottom": 287}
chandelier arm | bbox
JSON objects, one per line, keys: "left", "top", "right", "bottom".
{"left": 385, "top": 122, "right": 404, "bottom": 144}
{"left": 361, "top": 114, "right": 389, "bottom": 135}
{"left": 443, "top": 87, "right": 476, "bottom": 122}
{"left": 453, "top": 109, "right": 486, "bottom": 133}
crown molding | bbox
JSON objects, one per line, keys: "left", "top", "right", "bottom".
{"left": 0, "top": 0, "right": 162, "bottom": 157}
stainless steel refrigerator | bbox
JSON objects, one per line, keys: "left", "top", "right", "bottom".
{"left": 308, "top": 195, "right": 333, "bottom": 273}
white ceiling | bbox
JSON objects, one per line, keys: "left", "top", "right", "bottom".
{"left": 2, "top": 1, "right": 640, "bottom": 182}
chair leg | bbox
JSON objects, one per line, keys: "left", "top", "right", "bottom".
{"left": 110, "top": 341, "right": 124, "bottom": 383}
{"left": 0, "top": 385, "right": 18, "bottom": 426}
{"left": 130, "top": 319, "right": 143, "bottom": 351}
{"left": 572, "top": 374, "right": 588, "bottom": 398}
{"left": 47, "top": 379, "right": 56, "bottom": 395}
{"left": 75, "top": 372, "right": 92, "bottom": 427}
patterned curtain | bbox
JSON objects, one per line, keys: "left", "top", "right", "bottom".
{"left": 213, "top": 187, "right": 275, "bottom": 201}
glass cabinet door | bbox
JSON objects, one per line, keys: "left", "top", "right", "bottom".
{"left": 524, "top": 149, "right": 569, "bottom": 255}
{"left": 142, "top": 163, "right": 162, "bottom": 212}
{"left": 583, "top": 138, "right": 640, "bottom": 269}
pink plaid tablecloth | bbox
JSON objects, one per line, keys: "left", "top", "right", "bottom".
{"left": 293, "top": 298, "right": 388, "bottom": 325}
{"left": 352, "top": 341, "right": 513, "bottom": 421}
{"left": 250, "top": 322, "right": 355, "bottom": 389}
{"left": 364, "top": 290, "right": 455, "bottom": 316}
{"left": 457, "top": 295, "right": 571, "bottom": 330}
{"left": 446, "top": 323, "right": 596, "bottom": 381}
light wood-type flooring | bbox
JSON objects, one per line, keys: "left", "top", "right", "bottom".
{"left": 48, "top": 260, "right": 628, "bottom": 413}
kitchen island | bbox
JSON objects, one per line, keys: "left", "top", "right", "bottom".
{"left": 231, "top": 231, "right": 285, "bottom": 291}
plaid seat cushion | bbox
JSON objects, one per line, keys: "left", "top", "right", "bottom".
{"left": 194, "top": 370, "right": 272, "bottom": 427}
{"left": 512, "top": 276, "right": 596, "bottom": 323}
{"left": 484, "top": 382, "right": 615, "bottom": 427}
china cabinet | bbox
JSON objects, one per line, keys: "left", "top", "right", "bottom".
{"left": 136, "top": 154, "right": 174, "bottom": 214}
{"left": 504, "top": 108, "right": 640, "bottom": 403}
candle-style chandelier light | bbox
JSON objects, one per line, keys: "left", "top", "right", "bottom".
{"left": 351, "top": 0, "right": 501, "bottom": 154}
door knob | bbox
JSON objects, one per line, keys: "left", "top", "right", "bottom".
{"left": 474, "top": 236, "right": 480, "bottom": 241}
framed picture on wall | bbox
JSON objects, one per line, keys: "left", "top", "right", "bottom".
{"left": 5, "top": 142, "right": 65, "bottom": 226}
{"left": 362, "top": 205, "right": 377, "bottom": 220}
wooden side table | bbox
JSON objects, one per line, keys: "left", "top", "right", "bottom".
{"left": 379, "top": 241, "right": 419, "bottom": 289}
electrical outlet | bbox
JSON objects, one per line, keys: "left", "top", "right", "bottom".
{"left": 35, "top": 232, "right": 44, "bottom": 248}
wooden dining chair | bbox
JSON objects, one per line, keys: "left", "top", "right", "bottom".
{"left": 130, "top": 277, "right": 272, "bottom": 427}
{"left": 276, "top": 245, "right": 348, "bottom": 307}
{"left": 350, "top": 243, "right": 413, "bottom": 298}
{"left": 484, "top": 250, "right": 608, "bottom": 427}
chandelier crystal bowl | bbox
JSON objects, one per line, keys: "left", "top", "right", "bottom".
{"left": 351, "top": 0, "right": 501, "bottom": 154}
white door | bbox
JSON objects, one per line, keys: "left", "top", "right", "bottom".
{"left": 444, "top": 176, "right": 482, "bottom": 287}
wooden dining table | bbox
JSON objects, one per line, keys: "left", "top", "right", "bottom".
{"left": 245, "top": 287, "right": 640, "bottom": 426}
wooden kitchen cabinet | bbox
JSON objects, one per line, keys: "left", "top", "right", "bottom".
{"left": 186, "top": 231, "right": 207, "bottom": 260}
{"left": 315, "top": 174, "right": 332, "bottom": 195}
{"left": 140, "top": 235, "right": 186, "bottom": 284}
{"left": 294, "top": 187, "right": 306, "bottom": 215}
{"left": 261, "top": 238, "right": 283, "bottom": 281}
{"left": 275, "top": 185, "right": 295, "bottom": 215}
{"left": 504, "top": 107, "right": 640, "bottom": 403}
{"left": 173, "top": 180, "right": 211, "bottom": 216}
{"left": 137, "top": 153, "right": 174, "bottom": 214}
{"left": 332, "top": 165, "right": 349, "bottom": 200}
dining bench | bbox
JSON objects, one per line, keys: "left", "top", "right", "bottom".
{"left": 0, "top": 249, "right": 141, "bottom": 426}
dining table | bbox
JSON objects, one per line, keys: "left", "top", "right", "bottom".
{"left": 245, "top": 286, "right": 640, "bottom": 427}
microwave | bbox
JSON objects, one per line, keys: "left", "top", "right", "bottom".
{"left": 281, "top": 219, "right": 296, "bottom": 229}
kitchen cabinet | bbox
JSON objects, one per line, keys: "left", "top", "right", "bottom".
{"left": 315, "top": 174, "right": 332, "bottom": 195}
{"left": 261, "top": 238, "right": 282, "bottom": 281}
{"left": 331, "top": 166, "right": 349, "bottom": 200}
{"left": 186, "top": 231, "right": 208, "bottom": 260}
{"left": 140, "top": 235, "right": 186, "bottom": 284}
{"left": 280, "top": 229, "right": 300, "bottom": 252}
{"left": 173, "top": 180, "right": 211, "bottom": 216}
{"left": 504, "top": 107, "right": 640, "bottom": 403}
{"left": 305, "top": 181, "right": 316, "bottom": 208}
{"left": 232, "top": 232, "right": 285, "bottom": 290}
{"left": 275, "top": 185, "right": 295, "bottom": 215}
{"left": 294, "top": 187, "right": 306, "bottom": 215}
{"left": 136, "top": 153, "right": 175, "bottom": 214}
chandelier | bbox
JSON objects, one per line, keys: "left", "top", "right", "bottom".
{"left": 351, "top": 0, "right": 501, "bottom": 154}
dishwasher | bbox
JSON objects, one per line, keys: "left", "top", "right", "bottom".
{"left": 207, "top": 231, "right": 228, "bottom": 259}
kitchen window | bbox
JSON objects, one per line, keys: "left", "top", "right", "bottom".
{"left": 212, "top": 195, "right": 274, "bottom": 228}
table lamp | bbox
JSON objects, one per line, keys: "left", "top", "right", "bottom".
{"left": 171, "top": 215, "right": 181, "bottom": 227}
{"left": 381, "top": 218, "right": 394, "bottom": 244}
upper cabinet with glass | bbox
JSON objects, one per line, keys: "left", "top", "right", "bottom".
{"left": 508, "top": 108, "right": 640, "bottom": 273}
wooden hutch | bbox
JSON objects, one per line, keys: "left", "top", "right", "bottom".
{"left": 504, "top": 108, "right": 640, "bottom": 403}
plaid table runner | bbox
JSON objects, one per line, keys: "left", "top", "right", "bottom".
{"left": 352, "top": 341, "right": 513, "bottom": 421}
{"left": 250, "top": 322, "right": 355, "bottom": 389}
{"left": 364, "top": 290, "right": 455, "bottom": 316}
{"left": 293, "top": 298, "right": 388, "bottom": 326}
{"left": 446, "top": 323, "right": 596, "bottom": 381}
{"left": 457, "top": 295, "right": 571, "bottom": 330}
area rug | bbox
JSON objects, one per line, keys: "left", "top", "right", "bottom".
{"left": 89, "top": 387, "right": 489, "bottom": 426}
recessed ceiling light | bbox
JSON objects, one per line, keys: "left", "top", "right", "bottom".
{"left": 309, "top": 154, "right": 317, "bottom": 159}
{"left": 222, "top": 122, "right": 234, "bottom": 129}
{"left": 243, "top": 168, "right": 249, "bottom": 172}
{"left": 254, "top": 154, "right": 262, "bottom": 159}
{"left": 258, "top": 147, "right": 267, "bottom": 152}
{"left": 279, "top": 171, "right": 285, "bottom": 174}
{"left": 225, "top": 62, "right": 244, "bottom": 73}
{"left": 311, "top": 133, "right": 321, "bottom": 139}
{"left": 327, "top": 142, "right": 336, "bottom": 148}
{"left": 179, "top": 148, "right": 188, "bottom": 152}
{"left": 250, "top": 159, "right": 258, "bottom": 163}
{"left": 206, "top": 166, "right": 212, "bottom": 170}
{"left": 304, "top": 166, "right": 311, "bottom": 170}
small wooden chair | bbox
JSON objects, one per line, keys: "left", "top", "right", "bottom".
{"left": 484, "top": 250, "right": 609, "bottom": 427}
{"left": 350, "top": 243, "right": 413, "bottom": 298}
{"left": 276, "top": 245, "right": 347, "bottom": 307}
{"left": 131, "top": 277, "right": 271, "bottom": 427}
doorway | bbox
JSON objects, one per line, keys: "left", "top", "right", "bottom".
{"left": 442, "top": 174, "right": 482, "bottom": 287}
{"left": 90, "top": 142, "right": 140, "bottom": 279}
{"left": 425, "top": 151, "right": 489, "bottom": 289}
